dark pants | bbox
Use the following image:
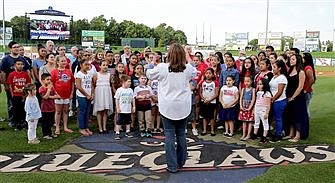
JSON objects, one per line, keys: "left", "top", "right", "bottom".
{"left": 35, "top": 82, "right": 42, "bottom": 104}
{"left": 5, "top": 89, "right": 13, "bottom": 124}
{"left": 12, "top": 96, "right": 25, "bottom": 128}
{"left": 41, "top": 112, "right": 55, "bottom": 136}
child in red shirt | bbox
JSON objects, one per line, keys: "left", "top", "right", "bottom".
{"left": 39, "top": 73, "right": 60, "bottom": 139}
{"left": 6, "top": 59, "right": 31, "bottom": 130}
{"left": 51, "top": 55, "right": 75, "bottom": 135}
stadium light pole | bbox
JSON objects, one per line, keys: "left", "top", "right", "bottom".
{"left": 2, "top": 0, "right": 5, "bottom": 49}
{"left": 265, "top": 0, "right": 269, "bottom": 47}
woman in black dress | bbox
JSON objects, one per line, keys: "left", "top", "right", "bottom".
{"left": 284, "top": 54, "right": 309, "bottom": 142}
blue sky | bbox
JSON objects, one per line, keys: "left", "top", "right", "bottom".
{"left": 3, "top": 0, "right": 334, "bottom": 45}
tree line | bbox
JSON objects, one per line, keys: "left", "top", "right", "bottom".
{"left": 3, "top": 15, "right": 187, "bottom": 47}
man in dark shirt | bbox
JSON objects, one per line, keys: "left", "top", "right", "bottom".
{"left": 0, "top": 41, "right": 32, "bottom": 127}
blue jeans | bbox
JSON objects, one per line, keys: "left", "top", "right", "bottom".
{"left": 305, "top": 92, "right": 313, "bottom": 118}
{"left": 77, "top": 97, "right": 91, "bottom": 129}
{"left": 161, "top": 115, "right": 188, "bottom": 172}
{"left": 273, "top": 99, "right": 287, "bottom": 138}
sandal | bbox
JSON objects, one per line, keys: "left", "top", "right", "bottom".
{"left": 282, "top": 136, "right": 292, "bottom": 140}
{"left": 79, "top": 130, "right": 89, "bottom": 136}
{"left": 54, "top": 130, "right": 60, "bottom": 135}
{"left": 288, "top": 138, "right": 299, "bottom": 143}
{"left": 64, "top": 128, "right": 73, "bottom": 133}
{"left": 201, "top": 131, "right": 207, "bottom": 136}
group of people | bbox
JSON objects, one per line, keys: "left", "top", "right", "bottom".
{"left": 0, "top": 40, "right": 316, "bottom": 142}
{"left": 0, "top": 40, "right": 315, "bottom": 173}
{"left": 194, "top": 46, "right": 314, "bottom": 144}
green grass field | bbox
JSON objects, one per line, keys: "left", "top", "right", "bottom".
{"left": 249, "top": 162, "right": 335, "bottom": 183}
{"left": 0, "top": 171, "right": 117, "bottom": 183}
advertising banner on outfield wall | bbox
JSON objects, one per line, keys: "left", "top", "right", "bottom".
{"left": 305, "top": 31, "right": 320, "bottom": 52}
{"left": 0, "top": 27, "right": 13, "bottom": 46}
{"left": 82, "top": 30, "right": 105, "bottom": 47}
{"left": 225, "top": 32, "right": 248, "bottom": 50}
{"left": 293, "top": 31, "right": 306, "bottom": 51}
{"left": 258, "top": 32, "right": 282, "bottom": 50}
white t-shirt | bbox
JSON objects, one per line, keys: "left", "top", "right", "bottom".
{"left": 255, "top": 91, "right": 272, "bottom": 108}
{"left": 269, "top": 74, "right": 287, "bottom": 102}
{"left": 146, "top": 63, "right": 196, "bottom": 120}
{"left": 200, "top": 80, "right": 219, "bottom": 104}
{"left": 114, "top": 87, "right": 134, "bottom": 113}
{"left": 220, "top": 85, "right": 239, "bottom": 104}
{"left": 75, "top": 71, "right": 93, "bottom": 97}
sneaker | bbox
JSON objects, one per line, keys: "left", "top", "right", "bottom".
{"left": 8, "top": 122, "right": 14, "bottom": 127}
{"left": 146, "top": 131, "right": 153, "bottom": 138}
{"left": 192, "top": 128, "right": 198, "bottom": 136}
{"left": 43, "top": 136, "right": 53, "bottom": 140}
{"left": 270, "top": 136, "right": 281, "bottom": 143}
{"left": 140, "top": 130, "right": 147, "bottom": 137}
{"left": 200, "top": 131, "right": 207, "bottom": 136}
{"left": 185, "top": 129, "right": 188, "bottom": 134}
{"left": 227, "top": 133, "right": 233, "bottom": 138}
{"left": 217, "top": 126, "right": 224, "bottom": 130}
{"left": 0, "top": 117, "right": 5, "bottom": 122}
{"left": 210, "top": 132, "right": 216, "bottom": 136}
{"left": 28, "top": 139, "right": 40, "bottom": 144}
{"left": 114, "top": 133, "right": 121, "bottom": 140}
{"left": 125, "top": 132, "right": 133, "bottom": 138}
{"left": 68, "top": 110, "right": 74, "bottom": 117}
{"left": 223, "top": 132, "right": 229, "bottom": 137}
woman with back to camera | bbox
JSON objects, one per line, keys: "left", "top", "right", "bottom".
{"left": 146, "top": 43, "right": 196, "bottom": 173}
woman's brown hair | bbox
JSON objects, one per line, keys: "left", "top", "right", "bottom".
{"left": 166, "top": 43, "right": 186, "bottom": 72}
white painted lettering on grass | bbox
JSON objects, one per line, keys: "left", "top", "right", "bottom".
{"left": 217, "top": 149, "right": 263, "bottom": 167}
{"left": 0, "top": 155, "right": 39, "bottom": 172}
{"left": 86, "top": 152, "right": 143, "bottom": 170}
{"left": 40, "top": 153, "right": 95, "bottom": 171}
{"left": 305, "top": 146, "right": 335, "bottom": 162}
{"left": 260, "top": 148, "right": 305, "bottom": 164}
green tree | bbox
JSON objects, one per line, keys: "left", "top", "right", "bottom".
{"left": 281, "top": 36, "right": 293, "bottom": 51}
{"left": 105, "top": 17, "right": 120, "bottom": 45}
{"left": 90, "top": 15, "right": 107, "bottom": 31}
{"left": 10, "top": 16, "right": 27, "bottom": 41}
{"left": 325, "top": 40, "right": 333, "bottom": 52}
{"left": 70, "top": 19, "right": 90, "bottom": 44}
{"left": 248, "top": 39, "right": 258, "bottom": 48}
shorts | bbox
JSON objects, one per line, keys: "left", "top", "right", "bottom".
{"left": 137, "top": 104, "right": 152, "bottom": 112}
{"left": 55, "top": 99, "right": 70, "bottom": 105}
{"left": 187, "top": 104, "right": 196, "bottom": 121}
{"left": 200, "top": 103, "right": 216, "bottom": 119}
{"left": 117, "top": 113, "right": 131, "bottom": 125}
{"left": 220, "top": 107, "right": 236, "bottom": 121}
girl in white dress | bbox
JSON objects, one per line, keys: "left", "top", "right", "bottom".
{"left": 93, "top": 60, "right": 114, "bottom": 133}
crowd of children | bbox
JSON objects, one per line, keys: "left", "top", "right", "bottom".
{"left": 0, "top": 41, "right": 315, "bottom": 144}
